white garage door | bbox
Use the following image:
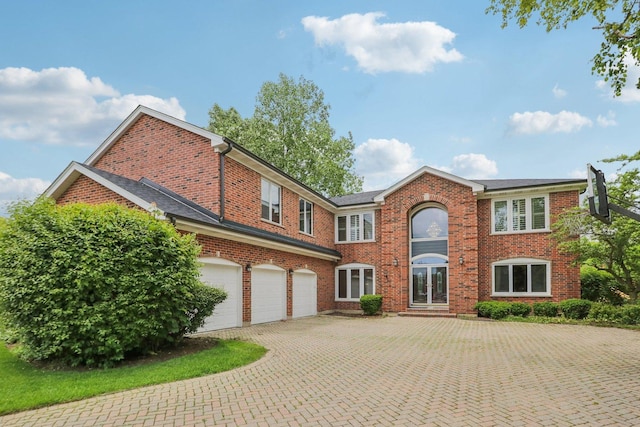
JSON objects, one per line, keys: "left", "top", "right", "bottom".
{"left": 292, "top": 270, "right": 317, "bottom": 318}
{"left": 251, "top": 266, "right": 286, "bottom": 325}
{"left": 199, "top": 260, "right": 242, "bottom": 332}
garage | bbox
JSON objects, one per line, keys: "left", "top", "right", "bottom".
{"left": 292, "top": 269, "right": 317, "bottom": 318}
{"left": 198, "top": 258, "right": 242, "bottom": 332}
{"left": 251, "top": 265, "right": 287, "bottom": 325}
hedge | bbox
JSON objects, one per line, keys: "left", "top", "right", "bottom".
{"left": 0, "top": 200, "right": 226, "bottom": 368}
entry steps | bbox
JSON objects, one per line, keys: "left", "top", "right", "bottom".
{"left": 398, "top": 307, "right": 457, "bottom": 318}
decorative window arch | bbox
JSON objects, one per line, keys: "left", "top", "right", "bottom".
{"left": 410, "top": 205, "right": 448, "bottom": 261}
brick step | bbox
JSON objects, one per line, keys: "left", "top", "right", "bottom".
{"left": 398, "top": 309, "right": 457, "bottom": 318}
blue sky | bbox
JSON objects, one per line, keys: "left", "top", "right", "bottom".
{"left": 1, "top": 1, "right": 638, "bottom": 214}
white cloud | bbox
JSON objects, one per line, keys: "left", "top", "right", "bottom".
{"left": 552, "top": 84, "right": 567, "bottom": 99}
{"left": 508, "top": 110, "right": 593, "bottom": 135}
{"left": 448, "top": 153, "right": 498, "bottom": 179}
{"left": 0, "top": 171, "right": 50, "bottom": 216}
{"left": 597, "top": 111, "right": 617, "bottom": 127}
{"left": 0, "top": 67, "right": 186, "bottom": 146}
{"left": 302, "top": 12, "right": 463, "bottom": 74}
{"left": 354, "top": 138, "right": 422, "bottom": 190}
{"left": 568, "top": 168, "right": 587, "bottom": 179}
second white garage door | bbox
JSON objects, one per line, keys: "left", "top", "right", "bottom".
{"left": 292, "top": 269, "right": 317, "bottom": 318}
{"left": 251, "top": 265, "right": 287, "bottom": 325}
{"left": 199, "top": 259, "right": 242, "bottom": 332}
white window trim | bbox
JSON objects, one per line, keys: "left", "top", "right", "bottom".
{"left": 299, "top": 198, "right": 313, "bottom": 236}
{"left": 261, "top": 178, "right": 281, "bottom": 225}
{"left": 335, "top": 211, "right": 375, "bottom": 243}
{"left": 491, "top": 195, "right": 550, "bottom": 234}
{"left": 335, "top": 263, "right": 376, "bottom": 301}
{"left": 491, "top": 258, "right": 552, "bottom": 297}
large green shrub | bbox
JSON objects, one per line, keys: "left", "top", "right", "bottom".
{"left": 509, "top": 302, "right": 531, "bottom": 317}
{"left": 587, "top": 302, "right": 623, "bottom": 324}
{"left": 532, "top": 302, "right": 559, "bottom": 317}
{"left": 580, "top": 266, "right": 625, "bottom": 305}
{"left": 360, "top": 294, "right": 383, "bottom": 315}
{"left": 473, "top": 301, "right": 511, "bottom": 319}
{"left": 559, "top": 299, "right": 592, "bottom": 320}
{"left": 0, "top": 200, "right": 226, "bottom": 367}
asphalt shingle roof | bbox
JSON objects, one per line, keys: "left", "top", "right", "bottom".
{"left": 82, "top": 164, "right": 340, "bottom": 258}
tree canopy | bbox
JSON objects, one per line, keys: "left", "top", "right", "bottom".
{"left": 554, "top": 163, "right": 640, "bottom": 301}
{"left": 487, "top": 0, "right": 640, "bottom": 96}
{"left": 208, "top": 73, "right": 363, "bottom": 197}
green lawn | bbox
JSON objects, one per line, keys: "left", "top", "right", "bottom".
{"left": 0, "top": 339, "right": 266, "bottom": 416}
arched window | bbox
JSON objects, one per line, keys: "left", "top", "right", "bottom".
{"left": 411, "top": 206, "right": 448, "bottom": 259}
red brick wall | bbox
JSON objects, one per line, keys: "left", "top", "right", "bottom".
{"left": 377, "top": 173, "right": 480, "bottom": 314}
{"left": 477, "top": 190, "right": 581, "bottom": 304}
{"left": 222, "top": 158, "right": 336, "bottom": 248}
{"left": 93, "top": 115, "right": 221, "bottom": 213}
{"left": 198, "top": 235, "right": 336, "bottom": 321}
{"left": 57, "top": 175, "right": 138, "bottom": 209}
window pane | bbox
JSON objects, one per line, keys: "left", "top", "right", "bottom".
{"left": 306, "top": 201, "right": 312, "bottom": 234}
{"left": 337, "top": 216, "right": 347, "bottom": 241}
{"left": 494, "top": 201, "right": 507, "bottom": 232}
{"left": 363, "top": 213, "right": 373, "bottom": 240}
{"left": 531, "top": 264, "right": 547, "bottom": 292}
{"left": 299, "top": 200, "right": 312, "bottom": 234}
{"left": 531, "top": 197, "right": 546, "bottom": 230}
{"left": 350, "top": 215, "right": 360, "bottom": 241}
{"left": 512, "top": 199, "right": 526, "bottom": 231}
{"left": 413, "top": 208, "right": 448, "bottom": 238}
{"left": 495, "top": 265, "right": 510, "bottom": 292}
{"left": 270, "top": 185, "right": 280, "bottom": 223}
{"left": 350, "top": 269, "right": 360, "bottom": 299}
{"left": 513, "top": 264, "right": 528, "bottom": 292}
{"left": 338, "top": 270, "right": 347, "bottom": 299}
{"left": 364, "top": 269, "right": 374, "bottom": 295}
{"left": 261, "top": 180, "right": 270, "bottom": 220}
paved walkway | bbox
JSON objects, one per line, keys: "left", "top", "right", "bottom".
{"left": 3, "top": 316, "right": 640, "bottom": 426}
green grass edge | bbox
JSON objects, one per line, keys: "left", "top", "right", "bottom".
{"left": 0, "top": 339, "right": 267, "bottom": 416}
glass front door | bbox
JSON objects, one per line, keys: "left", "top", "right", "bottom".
{"left": 411, "top": 265, "right": 448, "bottom": 305}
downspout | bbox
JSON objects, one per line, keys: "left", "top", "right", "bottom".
{"left": 218, "top": 138, "right": 234, "bottom": 222}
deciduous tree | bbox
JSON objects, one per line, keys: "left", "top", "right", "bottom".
{"left": 208, "top": 73, "right": 363, "bottom": 197}
{"left": 554, "top": 167, "right": 640, "bottom": 301}
{"left": 487, "top": 0, "right": 640, "bottom": 96}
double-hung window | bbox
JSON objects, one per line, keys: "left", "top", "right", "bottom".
{"left": 493, "top": 259, "right": 551, "bottom": 296}
{"left": 299, "top": 198, "right": 313, "bottom": 235}
{"left": 336, "top": 212, "right": 374, "bottom": 242}
{"left": 261, "top": 178, "right": 281, "bottom": 224}
{"left": 336, "top": 264, "right": 375, "bottom": 301}
{"left": 492, "top": 195, "right": 548, "bottom": 233}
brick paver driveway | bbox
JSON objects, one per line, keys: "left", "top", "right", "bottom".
{"left": 3, "top": 315, "right": 640, "bottom": 426}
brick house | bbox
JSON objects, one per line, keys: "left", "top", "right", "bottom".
{"left": 44, "top": 106, "right": 585, "bottom": 330}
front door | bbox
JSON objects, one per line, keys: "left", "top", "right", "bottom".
{"left": 411, "top": 265, "right": 448, "bottom": 305}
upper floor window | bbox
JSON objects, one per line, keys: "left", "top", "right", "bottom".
{"left": 261, "top": 178, "right": 281, "bottom": 224}
{"left": 299, "top": 198, "right": 313, "bottom": 235}
{"left": 492, "top": 195, "right": 548, "bottom": 233}
{"left": 492, "top": 259, "right": 551, "bottom": 296}
{"left": 336, "top": 212, "right": 374, "bottom": 243}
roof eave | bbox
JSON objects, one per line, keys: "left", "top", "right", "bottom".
{"left": 476, "top": 181, "right": 587, "bottom": 199}
{"left": 373, "top": 166, "right": 485, "bottom": 203}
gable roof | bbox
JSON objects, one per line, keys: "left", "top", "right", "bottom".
{"left": 372, "top": 166, "right": 486, "bottom": 204}
{"left": 85, "top": 105, "right": 228, "bottom": 166}
{"left": 44, "top": 163, "right": 341, "bottom": 261}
